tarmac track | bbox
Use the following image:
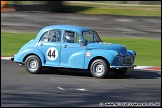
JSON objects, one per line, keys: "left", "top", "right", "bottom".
{"left": 1, "top": 60, "right": 161, "bottom": 107}
{"left": 1, "top": 12, "right": 161, "bottom": 39}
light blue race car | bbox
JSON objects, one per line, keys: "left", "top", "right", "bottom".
{"left": 10, "top": 25, "right": 136, "bottom": 78}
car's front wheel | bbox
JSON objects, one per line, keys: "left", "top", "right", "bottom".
{"left": 90, "top": 59, "right": 109, "bottom": 78}
{"left": 25, "top": 55, "right": 42, "bottom": 74}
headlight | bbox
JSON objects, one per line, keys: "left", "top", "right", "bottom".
{"left": 116, "top": 52, "right": 120, "bottom": 59}
{"left": 133, "top": 51, "right": 136, "bottom": 58}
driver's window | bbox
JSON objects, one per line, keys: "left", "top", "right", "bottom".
{"left": 64, "top": 31, "right": 80, "bottom": 43}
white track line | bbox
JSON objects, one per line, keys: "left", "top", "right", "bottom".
{"left": 76, "top": 88, "right": 88, "bottom": 91}
{"left": 57, "top": 87, "right": 66, "bottom": 91}
{"left": 134, "top": 66, "right": 155, "bottom": 70}
{"left": 1, "top": 57, "right": 11, "bottom": 60}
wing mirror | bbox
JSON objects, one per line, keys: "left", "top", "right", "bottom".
{"left": 79, "top": 39, "right": 88, "bottom": 46}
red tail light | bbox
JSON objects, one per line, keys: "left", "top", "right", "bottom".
{"left": 10, "top": 54, "right": 15, "bottom": 62}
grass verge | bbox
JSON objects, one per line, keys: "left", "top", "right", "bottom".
{"left": 63, "top": 1, "right": 161, "bottom": 16}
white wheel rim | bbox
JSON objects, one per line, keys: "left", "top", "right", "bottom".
{"left": 92, "top": 62, "right": 105, "bottom": 76}
{"left": 30, "top": 61, "right": 37, "bottom": 69}
{"left": 27, "top": 58, "right": 38, "bottom": 72}
{"left": 96, "top": 65, "right": 103, "bottom": 73}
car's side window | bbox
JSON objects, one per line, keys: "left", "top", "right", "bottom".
{"left": 40, "top": 31, "right": 49, "bottom": 42}
{"left": 82, "top": 31, "right": 100, "bottom": 42}
{"left": 40, "top": 30, "right": 62, "bottom": 42}
{"left": 83, "top": 31, "right": 93, "bottom": 42}
{"left": 48, "top": 30, "right": 62, "bottom": 42}
{"left": 64, "top": 31, "right": 80, "bottom": 43}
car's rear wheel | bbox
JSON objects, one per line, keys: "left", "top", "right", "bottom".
{"left": 90, "top": 59, "right": 108, "bottom": 78}
{"left": 25, "top": 55, "right": 42, "bottom": 74}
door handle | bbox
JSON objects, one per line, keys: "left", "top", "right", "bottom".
{"left": 63, "top": 45, "right": 68, "bottom": 48}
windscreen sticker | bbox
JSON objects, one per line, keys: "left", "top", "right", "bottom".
{"left": 46, "top": 47, "right": 58, "bottom": 61}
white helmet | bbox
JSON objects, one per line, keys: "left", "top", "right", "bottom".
{"left": 66, "top": 35, "right": 74, "bottom": 40}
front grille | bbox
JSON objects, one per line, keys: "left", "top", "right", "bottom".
{"left": 122, "top": 57, "right": 133, "bottom": 64}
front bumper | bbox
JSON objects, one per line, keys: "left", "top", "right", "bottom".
{"left": 110, "top": 65, "right": 136, "bottom": 72}
{"left": 110, "top": 65, "right": 136, "bottom": 69}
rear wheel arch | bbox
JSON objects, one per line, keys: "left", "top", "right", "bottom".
{"left": 23, "top": 53, "right": 44, "bottom": 65}
{"left": 23, "top": 54, "right": 37, "bottom": 62}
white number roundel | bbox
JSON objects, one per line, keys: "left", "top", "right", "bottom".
{"left": 46, "top": 47, "right": 58, "bottom": 61}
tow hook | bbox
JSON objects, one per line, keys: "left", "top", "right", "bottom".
{"left": 10, "top": 54, "right": 16, "bottom": 62}
{"left": 10, "top": 57, "right": 14, "bottom": 62}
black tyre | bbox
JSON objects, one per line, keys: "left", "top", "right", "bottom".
{"left": 25, "top": 55, "right": 42, "bottom": 74}
{"left": 90, "top": 59, "right": 108, "bottom": 78}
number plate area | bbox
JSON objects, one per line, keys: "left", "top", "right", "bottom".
{"left": 122, "top": 56, "right": 133, "bottom": 64}
{"left": 46, "top": 47, "right": 58, "bottom": 61}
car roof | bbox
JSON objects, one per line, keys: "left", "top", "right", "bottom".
{"left": 35, "top": 25, "right": 93, "bottom": 41}
{"left": 42, "top": 25, "right": 92, "bottom": 32}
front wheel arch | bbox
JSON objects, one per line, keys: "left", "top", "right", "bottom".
{"left": 88, "top": 56, "right": 110, "bottom": 70}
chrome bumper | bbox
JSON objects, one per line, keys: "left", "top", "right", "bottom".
{"left": 110, "top": 65, "right": 136, "bottom": 69}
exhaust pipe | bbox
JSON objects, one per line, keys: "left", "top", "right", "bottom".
{"left": 19, "top": 63, "right": 25, "bottom": 67}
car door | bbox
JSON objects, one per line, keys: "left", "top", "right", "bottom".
{"left": 60, "top": 30, "right": 86, "bottom": 68}
{"left": 37, "top": 29, "right": 62, "bottom": 67}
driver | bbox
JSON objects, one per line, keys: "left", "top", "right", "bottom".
{"left": 65, "top": 33, "right": 74, "bottom": 43}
